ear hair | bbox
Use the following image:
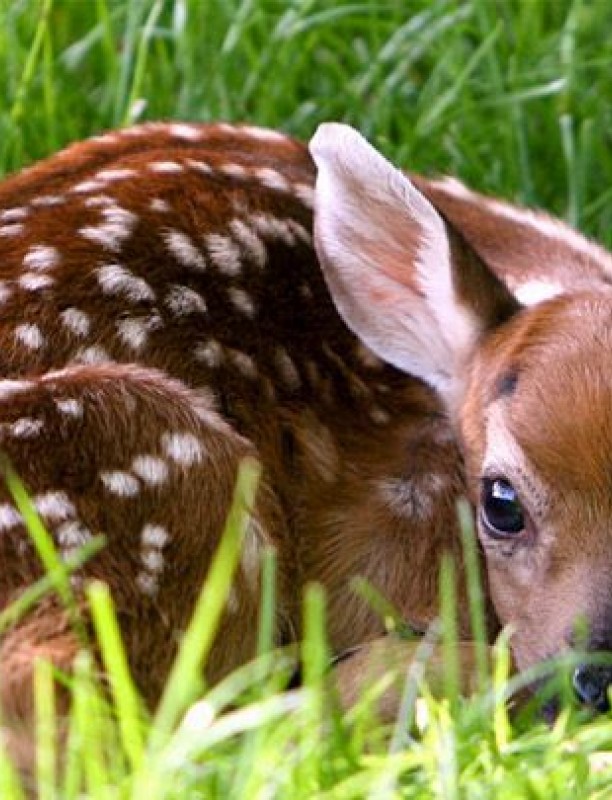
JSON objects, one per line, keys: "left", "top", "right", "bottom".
{"left": 309, "top": 123, "right": 520, "bottom": 413}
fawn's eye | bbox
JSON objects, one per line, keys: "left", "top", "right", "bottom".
{"left": 480, "top": 478, "right": 525, "bottom": 537}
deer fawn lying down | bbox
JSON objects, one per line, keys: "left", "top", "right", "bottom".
{"left": 0, "top": 119, "right": 610, "bottom": 755}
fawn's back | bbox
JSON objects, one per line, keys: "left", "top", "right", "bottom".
{"left": 0, "top": 123, "right": 466, "bottom": 711}
{"left": 2, "top": 121, "right": 612, "bottom": 730}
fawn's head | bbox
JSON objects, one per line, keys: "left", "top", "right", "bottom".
{"left": 309, "top": 123, "right": 612, "bottom": 708}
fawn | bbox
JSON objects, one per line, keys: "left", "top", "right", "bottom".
{"left": 0, "top": 118, "right": 610, "bottom": 759}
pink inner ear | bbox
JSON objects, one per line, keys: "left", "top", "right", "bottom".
{"left": 341, "top": 204, "right": 426, "bottom": 297}
{"left": 310, "top": 122, "right": 440, "bottom": 298}
{"left": 310, "top": 122, "right": 487, "bottom": 405}
{"left": 365, "top": 239, "right": 424, "bottom": 297}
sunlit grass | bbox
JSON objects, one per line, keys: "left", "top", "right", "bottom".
{"left": 0, "top": 460, "right": 609, "bottom": 798}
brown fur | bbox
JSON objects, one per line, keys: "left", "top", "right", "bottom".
{"left": 0, "top": 122, "right": 610, "bottom": 768}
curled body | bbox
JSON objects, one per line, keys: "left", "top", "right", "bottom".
{"left": 0, "top": 120, "right": 611, "bottom": 744}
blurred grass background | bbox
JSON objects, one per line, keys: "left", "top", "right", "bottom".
{"left": 1, "top": 0, "right": 611, "bottom": 242}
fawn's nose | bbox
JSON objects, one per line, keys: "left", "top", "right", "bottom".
{"left": 572, "top": 664, "right": 612, "bottom": 712}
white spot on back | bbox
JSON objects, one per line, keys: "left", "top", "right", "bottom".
{"left": 239, "top": 125, "right": 289, "bottom": 144}
{"left": 15, "top": 323, "right": 44, "bottom": 350}
{"left": 74, "top": 345, "right": 111, "bottom": 365}
{"left": 161, "top": 431, "right": 204, "bottom": 466}
{"left": 220, "top": 163, "right": 248, "bottom": 179}
{"left": 55, "top": 398, "right": 83, "bottom": 418}
{"left": 289, "top": 219, "right": 312, "bottom": 245}
{"left": 35, "top": 491, "right": 76, "bottom": 521}
{"left": 56, "top": 519, "right": 91, "bottom": 548}
{"left": 136, "top": 523, "right": 169, "bottom": 595}
{"left": 6, "top": 417, "right": 44, "bottom": 439}
{"left": 136, "top": 572, "right": 159, "bottom": 596}
{"left": 71, "top": 179, "right": 106, "bottom": 194}
{"left": 369, "top": 405, "right": 391, "bottom": 425}
{"left": 80, "top": 206, "right": 137, "bottom": 252}
{"left": 195, "top": 340, "right": 223, "bottom": 368}
{"left": 1, "top": 207, "right": 28, "bottom": 222}
{"left": 0, "top": 380, "right": 34, "bottom": 401}
{"left": 116, "top": 314, "right": 162, "bottom": 352}
{"left": 148, "top": 161, "right": 184, "bottom": 174}
{"left": 164, "top": 285, "right": 207, "bottom": 316}
{"left": 186, "top": 158, "right": 213, "bottom": 175}
{"left": 0, "top": 281, "right": 13, "bottom": 305}
{"left": 141, "top": 549, "right": 164, "bottom": 572}
{"left": 115, "top": 318, "right": 148, "bottom": 352}
{"left": 229, "top": 219, "right": 267, "bottom": 269}
{"left": 0, "top": 223, "right": 25, "bottom": 237}
{"left": 60, "top": 308, "right": 91, "bottom": 338}
{"left": 163, "top": 229, "right": 207, "bottom": 271}
{"left": 97, "top": 263, "right": 156, "bottom": 303}
{"left": 228, "top": 287, "right": 256, "bottom": 317}
{"left": 274, "top": 347, "right": 300, "bottom": 390}
{"left": 141, "top": 523, "right": 169, "bottom": 548}
{"left": 84, "top": 194, "right": 115, "bottom": 209}
{"left": 169, "top": 123, "right": 202, "bottom": 141}
{"left": 294, "top": 183, "right": 314, "bottom": 208}
{"left": 18, "top": 273, "right": 54, "bottom": 291}
{"left": 227, "top": 349, "right": 257, "bottom": 379}
{"left": 254, "top": 167, "right": 291, "bottom": 192}
{"left": 251, "top": 214, "right": 311, "bottom": 246}
{"left": 95, "top": 168, "right": 137, "bottom": 182}
{"left": 31, "top": 195, "right": 64, "bottom": 207}
{"left": 131, "top": 455, "right": 169, "bottom": 486}
{"left": 0, "top": 504, "right": 22, "bottom": 531}
{"left": 150, "top": 198, "right": 171, "bottom": 213}
{"left": 100, "top": 470, "right": 140, "bottom": 497}
{"left": 205, "top": 233, "right": 242, "bottom": 276}
{"left": 23, "top": 245, "right": 60, "bottom": 272}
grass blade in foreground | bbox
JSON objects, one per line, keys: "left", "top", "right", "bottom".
{"left": 149, "top": 456, "right": 261, "bottom": 746}
{"left": 34, "top": 658, "right": 57, "bottom": 800}
{"left": 2, "top": 460, "right": 79, "bottom": 617}
{"left": 87, "top": 581, "right": 146, "bottom": 773}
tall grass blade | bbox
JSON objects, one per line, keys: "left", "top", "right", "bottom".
{"left": 150, "top": 457, "right": 261, "bottom": 745}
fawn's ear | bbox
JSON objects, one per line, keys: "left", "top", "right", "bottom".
{"left": 309, "top": 123, "right": 520, "bottom": 412}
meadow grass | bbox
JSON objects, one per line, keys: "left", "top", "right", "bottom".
{"left": 0, "top": 0, "right": 612, "bottom": 797}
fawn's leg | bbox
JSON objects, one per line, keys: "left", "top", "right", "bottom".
{"left": 0, "top": 363, "right": 280, "bottom": 756}
{"left": 331, "top": 635, "right": 495, "bottom": 723}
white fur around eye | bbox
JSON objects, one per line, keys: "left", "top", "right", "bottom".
{"left": 483, "top": 400, "right": 551, "bottom": 521}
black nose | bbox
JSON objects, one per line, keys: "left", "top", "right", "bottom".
{"left": 572, "top": 664, "right": 612, "bottom": 712}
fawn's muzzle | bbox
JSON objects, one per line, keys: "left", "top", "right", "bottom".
{"left": 572, "top": 664, "right": 612, "bottom": 712}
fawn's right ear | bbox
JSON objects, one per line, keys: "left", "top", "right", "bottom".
{"left": 309, "top": 123, "right": 520, "bottom": 413}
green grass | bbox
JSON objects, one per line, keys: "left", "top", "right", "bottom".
{"left": 4, "top": 461, "right": 612, "bottom": 800}
{"left": 1, "top": 0, "right": 612, "bottom": 797}
{"left": 2, "top": 0, "right": 612, "bottom": 239}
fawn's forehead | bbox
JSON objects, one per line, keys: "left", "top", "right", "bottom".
{"left": 483, "top": 293, "right": 612, "bottom": 494}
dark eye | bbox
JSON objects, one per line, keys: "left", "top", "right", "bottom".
{"left": 480, "top": 478, "right": 525, "bottom": 537}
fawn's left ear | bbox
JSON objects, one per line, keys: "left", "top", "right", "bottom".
{"left": 309, "top": 123, "right": 520, "bottom": 413}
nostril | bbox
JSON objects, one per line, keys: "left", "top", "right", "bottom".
{"left": 573, "top": 665, "right": 612, "bottom": 712}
